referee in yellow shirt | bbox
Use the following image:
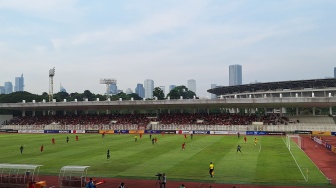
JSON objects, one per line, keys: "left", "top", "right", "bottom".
{"left": 209, "top": 162, "right": 214, "bottom": 177}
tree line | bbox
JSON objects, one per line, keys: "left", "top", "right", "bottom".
{"left": 0, "top": 85, "right": 197, "bottom": 103}
{"left": 0, "top": 86, "right": 197, "bottom": 115}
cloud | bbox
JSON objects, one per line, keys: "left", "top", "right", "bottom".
{"left": 0, "top": 0, "right": 85, "bottom": 23}
{"left": 0, "top": 0, "right": 79, "bottom": 14}
{"left": 0, "top": 0, "right": 335, "bottom": 97}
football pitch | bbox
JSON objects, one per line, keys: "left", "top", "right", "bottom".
{"left": 0, "top": 134, "right": 329, "bottom": 186}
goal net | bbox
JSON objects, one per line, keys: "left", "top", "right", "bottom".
{"left": 286, "top": 135, "right": 302, "bottom": 151}
{"left": 285, "top": 135, "right": 308, "bottom": 182}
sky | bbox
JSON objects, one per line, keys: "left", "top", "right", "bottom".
{"left": 0, "top": 0, "right": 335, "bottom": 97}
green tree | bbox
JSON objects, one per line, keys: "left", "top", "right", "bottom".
{"left": 153, "top": 87, "right": 165, "bottom": 100}
{"left": 167, "top": 85, "right": 196, "bottom": 99}
{"left": 128, "top": 93, "right": 142, "bottom": 100}
{"left": 69, "top": 92, "right": 84, "bottom": 101}
{"left": 83, "top": 90, "right": 94, "bottom": 101}
{"left": 95, "top": 94, "right": 107, "bottom": 101}
{"left": 109, "top": 92, "right": 127, "bottom": 101}
{"left": 41, "top": 92, "right": 49, "bottom": 101}
{"left": 53, "top": 91, "right": 70, "bottom": 102}
{"left": 0, "top": 91, "right": 44, "bottom": 103}
{"left": 0, "top": 92, "right": 45, "bottom": 115}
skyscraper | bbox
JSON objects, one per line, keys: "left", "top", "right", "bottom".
{"left": 14, "top": 74, "right": 24, "bottom": 92}
{"left": 0, "top": 86, "right": 4, "bottom": 94}
{"left": 135, "top": 83, "right": 145, "bottom": 98}
{"left": 4, "top": 82, "right": 13, "bottom": 94}
{"left": 211, "top": 84, "right": 217, "bottom": 99}
{"left": 144, "top": 79, "right": 154, "bottom": 99}
{"left": 60, "top": 84, "right": 67, "bottom": 92}
{"left": 334, "top": 67, "right": 336, "bottom": 78}
{"left": 169, "top": 85, "right": 176, "bottom": 93}
{"left": 109, "top": 83, "right": 118, "bottom": 95}
{"left": 229, "top": 64, "right": 242, "bottom": 86}
{"left": 159, "top": 86, "right": 165, "bottom": 96}
{"left": 125, "top": 88, "right": 133, "bottom": 95}
{"left": 187, "top": 79, "right": 196, "bottom": 94}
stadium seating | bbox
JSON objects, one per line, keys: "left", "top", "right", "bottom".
{"left": 4, "top": 113, "right": 336, "bottom": 132}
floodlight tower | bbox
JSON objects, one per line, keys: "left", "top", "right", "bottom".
{"left": 100, "top": 78, "right": 117, "bottom": 100}
{"left": 49, "top": 67, "right": 55, "bottom": 102}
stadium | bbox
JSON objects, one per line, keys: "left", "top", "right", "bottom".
{"left": 1, "top": 78, "right": 336, "bottom": 188}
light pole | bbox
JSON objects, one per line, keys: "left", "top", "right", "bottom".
{"left": 100, "top": 78, "right": 117, "bottom": 100}
{"left": 49, "top": 67, "right": 55, "bottom": 102}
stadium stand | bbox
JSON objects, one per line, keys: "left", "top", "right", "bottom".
{"left": 3, "top": 113, "right": 335, "bottom": 132}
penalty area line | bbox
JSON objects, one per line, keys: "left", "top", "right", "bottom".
{"left": 259, "top": 142, "right": 262, "bottom": 153}
{"left": 186, "top": 141, "right": 217, "bottom": 160}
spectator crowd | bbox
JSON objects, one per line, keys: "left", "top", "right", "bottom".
{"left": 7, "top": 113, "right": 289, "bottom": 127}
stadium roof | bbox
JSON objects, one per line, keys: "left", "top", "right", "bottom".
{"left": 60, "top": 166, "right": 90, "bottom": 172}
{"left": 0, "top": 164, "right": 42, "bottom": 170}
{"left": 207, "top": 78, "right": 336, "bottom": 95}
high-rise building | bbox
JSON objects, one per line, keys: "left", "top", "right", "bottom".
{"left": 169, "top": 85, "right": 176, "bottom": 93}
{"left": 60, "top": 84, "right": 67, "bottom": 92}
{"left": 211, "top": 84, "right": 217, "bottom": 99}
{"left": 229, "top": 64, "right": 242, "bottom": 86}
{"left": 125, "top": 88, "right": 133, "bottom": 95}
{"left": 159, "top": 86, "right": 165, "bottom": 96}
{"left": 0, "top": 86, "right": 4, "bottom": 94}
{"left": 109, "top": 83, "right": 118, "bottom": 95}
{"left": 135, "top": 83, "right": 145, "bottom": 98}
{"left": 187, "top": 79, "right": 196, "bottom": 94}
{"left": 144, "top": 79, "right": 154, "bottom": 99}
{"left": 4, "top": 82, "right": 13, "bottom": 94}
{"left": 334, "top": 67, "right": 336, "bottom": 78}
{"left": 14, "top": 74, "right": 24, "bottom": 92}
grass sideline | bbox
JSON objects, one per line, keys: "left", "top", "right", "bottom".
{"left": 0, "top": 134, "right": 329, "bottom": 186}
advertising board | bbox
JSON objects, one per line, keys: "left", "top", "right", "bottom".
{"left": 85, "top": 130, "right": 100, "bottom": 133}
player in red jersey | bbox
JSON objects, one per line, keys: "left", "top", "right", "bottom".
{"left": 181, "top": 142, "right": 186, "bottom": 150}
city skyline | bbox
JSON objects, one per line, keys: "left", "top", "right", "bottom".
{"left": 0, "top": 73, "right": 24, "bottom": 94}
{"left": 0, "top": 73, "right": 196, "bottom": 97}
{"left": 0, "top": 1, "right": 335, "bottom": 97}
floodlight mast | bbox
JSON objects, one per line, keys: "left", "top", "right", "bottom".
{"left": 100, "top": 78, "right": 117, "bottom": 100}
{"left": 49, "top": 67, "right": 55, "bottom": 102}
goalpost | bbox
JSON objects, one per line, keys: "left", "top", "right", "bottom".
{"left": 286, "top": 135, "right": 302, "bottom": 151}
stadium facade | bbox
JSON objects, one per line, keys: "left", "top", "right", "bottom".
{"left": 208, "top": 78, "right": 336, "bottom": 115}
{"left": 0, "top": 78, "right": 336, "bottom": 117}
{"left": 2, "top": 78, "right": 336, "bottom": 134}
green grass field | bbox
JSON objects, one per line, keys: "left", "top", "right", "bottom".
{"left": 0, "top": 134, "right": 329, "bottom": 186}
